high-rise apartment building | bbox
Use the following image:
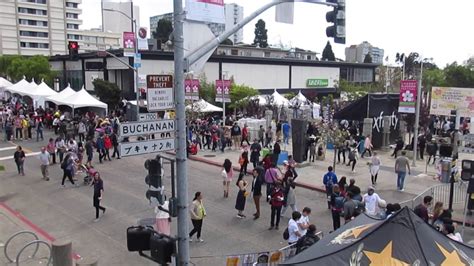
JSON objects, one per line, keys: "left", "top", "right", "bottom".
{"left": 0, "top": 0, "right": 83, "bottom": 56}
{"left": 345, "top": 41, "right": 384, "bottom": 64}
{"left": 149, "top": 3, "right": 243, "bottom": 44}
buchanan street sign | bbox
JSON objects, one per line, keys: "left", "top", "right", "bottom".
{"left": 306, "top": 79, "right": 329, "bottom": 88}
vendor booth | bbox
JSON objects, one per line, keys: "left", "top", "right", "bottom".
{"left": 58, "top": 87, "right": 107, "bottom": 115}
{"left": 186, "top": 99, "right": 223, "bottom": 113}
{"left": 45, "top": 84, "right": 76, "bottom": 106}
{"left": 334, "top": 93, "right": 400, "bottom": 148}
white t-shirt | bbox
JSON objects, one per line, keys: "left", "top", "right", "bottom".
{"left": 288, "top": 219, "right": 300, "bottom": 243}
{"left": 363, "top": 193, "right": 381, "bottom": 216}
{"left": 297, "top": 215, "right": 310, "bottom": 236}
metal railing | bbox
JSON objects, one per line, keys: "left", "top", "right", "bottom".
{"left": 399, "top": 181, "right": 468, "bottom": 210}
{"left": 3, "top": 230, "right": 51, "bottom": 265}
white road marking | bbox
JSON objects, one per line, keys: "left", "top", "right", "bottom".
{"left": 0, "top": 152, "right": 41, "bottom": 161}
{"left": 0, "top": 147, "right": 16, "bottom": 151}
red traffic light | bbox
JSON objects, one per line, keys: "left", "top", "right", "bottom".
{"left": 68, "top": 41, "right": 79, "bottom": 50}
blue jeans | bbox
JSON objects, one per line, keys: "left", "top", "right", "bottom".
{"left": 397, "top": 172, "right": 407, "bottom": 190}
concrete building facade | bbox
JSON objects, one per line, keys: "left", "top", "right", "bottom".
{"left": 345, "top": 41, "right": 384, "bottom": 64}
{"left": 0, "top": 0, "right": 83, "bottom": 56}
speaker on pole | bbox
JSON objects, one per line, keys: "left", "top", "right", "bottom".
{"left": 291, "top": 119, "right": 308, "bottom": 163}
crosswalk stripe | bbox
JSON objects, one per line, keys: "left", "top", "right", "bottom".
{"left": 0, "top": 152, "right": 41, "bottom": 161}
{"left": 0, "top": 147, "right": 17, "bottom": 151}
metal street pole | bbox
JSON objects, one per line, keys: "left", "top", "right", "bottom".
{"left": 133, "top": 19, "right": 140, "bottom": 121}
{"left": 173, "top": 0, "right": 189, "bottom": 265}
{"left": 412, "top": 61, "right": 423, "bottom": 167}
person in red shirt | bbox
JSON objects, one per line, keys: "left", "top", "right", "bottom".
{"left": 269, "top": 181, "right": 285, "bottom": 230}
{"left": 241, "top": 124, "right": 250, "bottom": 146}
{"left": 103, "top": 134, "right": 112, "bottom": 161}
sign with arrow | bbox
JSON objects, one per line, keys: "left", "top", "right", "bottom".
{"left": 185, "top": 79, "right": 200, "bottom": 100}
{"left": 215, "top": 80, "right": 231, "bottom": 103}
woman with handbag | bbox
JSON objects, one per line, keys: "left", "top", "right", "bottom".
{"left": 222, "top": 159, "right": 233, "bottom": 198}
{"left": 189, "top": 192, "right": 206, "bottom": 242}
{"left": 268, "top": 181, "right": 285, "bottom": 230}
{"left": 235, "top": 173, "right": 248, "bottom": 218}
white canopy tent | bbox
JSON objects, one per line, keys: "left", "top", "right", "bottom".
{"left": 186, "top": 99, "right": 223, "bottom": 112}
{"left": 269, "top": 90, "right": 290, "bottom": 107}
{"left": 45, "top": 84, "right": 76, "bottom": 105}
{"left": 5, "top": 78, "right": 34, "bottom": 96}
{"left": 289, "top": 91, "right": 312, "bottom": 107}
{"left": 29, "top": 80, "right": 57, "bottom": 108}
{"left": 0, "top": 77, "right": 13, "bottom": 100}
{"left": 59, "top": 87, "right": 107, "bottom": 114}
{"left": 249, "top": 95, "right": 268, "bottom": 106}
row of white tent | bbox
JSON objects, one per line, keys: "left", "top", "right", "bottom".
{"left": 247, "top": 90, "right": 320, "bottom": 109}
{"left": 1, "top": 77, "right": 107, "bottom": 113}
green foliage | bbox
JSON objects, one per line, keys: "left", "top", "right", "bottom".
{"left": 198, "top": 76, "right": 216, "bottom": 104}
{"left": 443, "top": 62, "right": 474, "bottom": 88}
{"left": 229, "top": 83, "right": 258, "bottom": 109}
{"left": 363, "top": 53, "right": 372, "bottom": 63}
{"left": 0, "top": 55, "right": 21, "bottom": 77}
{"left": 422, "top": 68, "right": 446, "bottom": 91}
{"left": 153, "top": 19, "right": 173, "bottom": 42}
{"left": 253, "top": 19, "right": 268, "bottom": 48}
{"left": 92, "top": 79, "right": 121, "bottom": 109}
{"left": 284, "top": 92, "right": 296, "bottom": 100}
{"left": 321, "top": 41, "right": 335, "bottom": 61}
{"left": 5, "top": 55, "right": 56, "bottom": 85}
{"left": 220, "top": 39, "right": 233, "bottom": 45}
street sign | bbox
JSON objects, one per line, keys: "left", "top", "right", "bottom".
{"left": 215, "top": 79, "right": 231, "bottom": 103}
{"left": 120, "top": 138, "right": 175, "bottom": 157}
{"left": 185, "top": 79, "right": 200, "bottom": 100}
{"left": 134, "top": 53, "right": 141, "bottom": 68}
{"left": 138, "top": 112, "right": 159, "bottom": 122}
{"left": 146, "top": 75, "right": 174, "bottom": 111}
{"left": 119, "top": 120, "right": 175, "bottom": 137}
{"left": 398, "top": 80, "right": 417, "bottom": 114}
{"left": 123, "top": 31, "right": 136, "bottom": 57}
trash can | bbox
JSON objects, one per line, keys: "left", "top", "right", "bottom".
{"left": 277, "top": 151, "right": 289, "bottom": 165}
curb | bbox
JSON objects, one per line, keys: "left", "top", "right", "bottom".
{"left": 166, "top": 152, "right": 327, "bottom": 193}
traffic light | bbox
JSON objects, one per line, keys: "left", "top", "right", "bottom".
{"left": 145, "top": 157, "right": 164, "bottom": 206}
{"left": 68, "top": 41, "right": 79, "bottom": 60}
{"left": 326, "top": 0, "right": 345, "bottom": 44}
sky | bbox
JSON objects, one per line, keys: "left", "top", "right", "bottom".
{"left": 81, "top": 0, "right": 474, "bottom": 67}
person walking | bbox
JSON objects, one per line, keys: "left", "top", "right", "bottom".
{"left": 55, "top": 136, "right": 66, "bottom": 163}
{"left": 111, "top": 131, "right": 121, "bottom": 159}
{"left": 265, "top": 126, "right": 273, "bottom": 148}
{"left": 282, "top": 121, "right": 291, "bottom": 145}
{"left": 103, "top": 134, "right": 112, "bottom": 161}
{"left": 287, "top": 211, "right": 302, "bottom": 245}
{"left": 239, "top": 148, "right": 249, "bottom": 175}
{"left": 85, "top": 137, "right": 94, "bottom": 165}
{"left": 231, "top": 122, "right": 241, "bottom": 150}
{"left": 418, "top": 132, "right": 427, "bottom": 160}
{"left": 251, "top": 168, "right": 263, "bottom": 219}
{"left": 362, "top": 186, "right": 382, "bottom": 216}
{"left": 154, "top": 201, "right": 171, "bottom": 236}
{"left": 250, "top": 139, "right": 261, "bottom": 169}
{"left": 347, "top": 145, "right": 358, "bottom": 173}
{"left": 61, "top": 153, "right": 76, "bottom": 187}
{"left": 330, "top": 185, "right": 344, "bottom": 230}
{"left": 46, "top": 138, "right": 56, "bottom": 164}
{"left": 222, "top": 159, "right": 233, "bottom": 198}
{"left": 281, "top": 177, "right": 297, "bottom": 217}
{"left": 268, "top": 181, "right": 285, "bottom": 230}
{"left": 235, "top": 173, "right": 248, "bottom": 218}
{"left": 272, "top": 140, "right": 281, "bottom": 165}
{"left": 265, "top": 163, "right": 280, "bottom": 201}
{"left": 323, "top": 166, "right": 338, "bottom": 209}
{"left": 426, "top": 139, "right": 438, "bottom": 165}
{"left": 78, "top": 120, "right": 87, "bottom": 142}
{"left": 241, "top": 124, "right": 250, "bottom": 146}
{"left": 14, "top": 146, "right": 26, "bottom": 176}
{"left": 395, "top": 151, "right": 411, "bottom": 191}
{"left": 258, "top": 125, "right": 265, "bottom": 147}
{"left": 91, "top": 172, "right": 106, "bottom": 222}
{"left": 189, "top": 192, "right": 206, "bottom": 242}
{"left": 36, "top": 118, "right": 44, "bottom": 142}
{"left": 38, "top": 147, "right": 50, "bottom": 181}
{"left": 96, "top": 134, "right": 105, "bottom": 163}
{"left": 369, "top": 152, "right": 381, "bottom": 185}
{"left": 361, "top": 135, "right": 373, "bottom": 158}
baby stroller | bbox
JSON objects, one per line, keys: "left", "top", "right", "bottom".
{"left": 79, "top": 164, "right": 96, "bottom": 185}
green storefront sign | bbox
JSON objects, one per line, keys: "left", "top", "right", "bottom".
{"left": 306, "top": 79, "right": 329, "bottom": 88}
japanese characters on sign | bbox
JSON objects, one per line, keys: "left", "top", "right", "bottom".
{"left": 185, "top": 79, "right": 200, "bottom": 100}
{"left": 119, "top": 120, "right": 175, "bottom": 137}
{"left": 215, "top": 79, "right": 231, "bottom": 103}
{"left": 120, "top": 138, "right": 175, "bottom": 157}
{"left": 430, "top": 87, "right": 474, "bottom": 117}
{"left": 398, "top": 80, "right": 417, "bottom": 114}
{"left": 146, "top": 75, "right": 174, "bottom": 111}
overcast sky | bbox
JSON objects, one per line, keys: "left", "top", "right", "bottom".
{"left": 81, "top": 0, "right": 474, "bottom": 67}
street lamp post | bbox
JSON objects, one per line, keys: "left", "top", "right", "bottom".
{"left": 103, "top": 8, "right": 140, "bottom": 121}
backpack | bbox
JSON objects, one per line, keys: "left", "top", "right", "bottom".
{"left": 60, "top": 159, "right": 68, "bottom": 170}
{"left": 335, "top": 195, "right": 345, "bottom": 209}
{"left": 283, "top": 227, "right": 289, "bottom": 240}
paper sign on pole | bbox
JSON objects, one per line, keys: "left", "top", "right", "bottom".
{"left": 398, "top": 80, "right": 417, "bottom": 114}
{"left": 185, "top": 0, "right": 225, "bottom": 24}
{"left": 146, "top": 75, "right": 175, "bottom": 111}
{"left": 215, "top": 80, "right": 231, "bottom": 103}
{"left": 137, "top": 27, "right": 149, "bottom": 50}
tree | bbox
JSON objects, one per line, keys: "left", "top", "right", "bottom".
{"left": 6, "top": 55, "right": 56, "bottom": 85}
{"left": 284, "top": 92, "right": 296, "bottom": 100}
{"left": 229, "top": 83, "right": 258, "bottom": 110}
{"left": 153, "top": 19, "right": 173, "bottom": 42}
{"left": 363, "top": 53, "right": 372, "bottom": 63}
{"left": 220, "top": 38, "right": 233, "bottom": 45}
{"left": 321, "top": 41, "right": 335, "bottom": 61}
{"left": 92, "top": 79, "right": 121, "bottom": 109}
{"left": 198, "top": 76, "right": 216, "bottom": 104}
{"left": 443, "top": 63, "right": 474, "bottom": 88}
{"left": 253, "top": 19, "right": 268, "bottom": 48}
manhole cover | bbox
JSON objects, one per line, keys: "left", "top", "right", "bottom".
{"left": 203, "top": 155, "right": 216, "bottom": 158}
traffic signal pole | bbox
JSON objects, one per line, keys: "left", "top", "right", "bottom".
{"left": 173, "top": 1, "right": 338, "bottom": 264}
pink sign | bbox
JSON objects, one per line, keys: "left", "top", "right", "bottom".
{"left": 215, "top": 80, "right": 231, "bottom": 103}
{"left": 123, "top": 32, "right": 136, "bottom": 49}
{"left": 398, "top": 80, "right": 417, "bottom": 114}
{"left": 185, "top": 79, "right": 200, "bottom": 100}
{"left": 197, "top": 0, "right": 224, "bottom": 5}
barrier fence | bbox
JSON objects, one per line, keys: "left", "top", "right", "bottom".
{"left": 399, "top": 181, "right": 468, "bottom": 210}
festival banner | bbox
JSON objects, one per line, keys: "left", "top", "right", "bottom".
{"left": 398, "top": 80, "right": 417, "bottom": 114}
{"left": 430, "top": 87, "right": 474, "bottom": 117}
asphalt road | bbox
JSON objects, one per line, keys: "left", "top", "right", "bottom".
{"left": 0, "top": 133, "right": 332, "bottom": 265}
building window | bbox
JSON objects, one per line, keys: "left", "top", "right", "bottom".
{"left": 231, "top": 49, "right": 238, "bottom": 56}
{"left": 66, "top": 13, "right": 79, "bottom": 19}
{"left": 67, "top": 34, "right": 82, "bottom": 40}
{"left": 67, "top": 23, "right": 79, "bottom": 29}
{"left": 66, "top": 2, "right": 78, "bottom": 8}
{"left": 19, "top": 31, "right": 48, "bottom": 38}
{"left": 18, "top": 7, "right": 47, "bottom": 16}
{"left": 18, "top": 19, "right": 48, "bottom": 27}
{"left": 20, "top": 42, "right": 49, "bottom": 49}
{"left": 19, "top": 0, "right": 46, "bottom": 4}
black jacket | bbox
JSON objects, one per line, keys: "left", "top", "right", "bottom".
{"left": 296, "top": 233, "right": 320, "bottom": 254}
{"left": 251, "top": 174, "right": 263, "bottom": 196}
